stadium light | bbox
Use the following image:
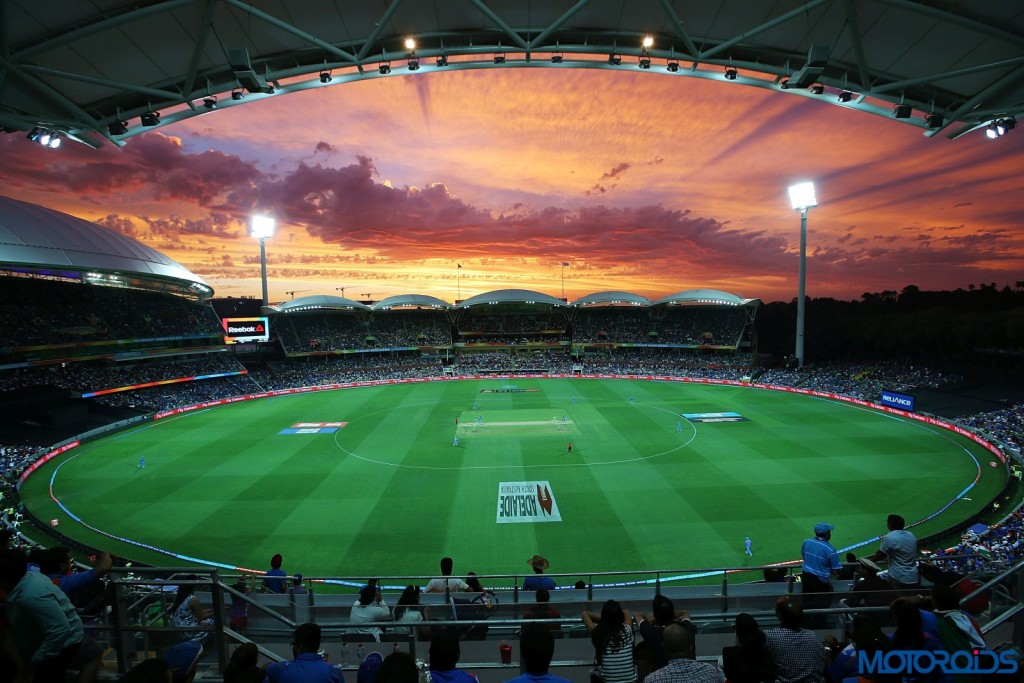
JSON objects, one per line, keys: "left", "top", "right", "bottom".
{"left": 788, "top": 181, "right": 817, "bottom": 369}
{"left": 251, "top": 215, "right": 275, "bottom": 306}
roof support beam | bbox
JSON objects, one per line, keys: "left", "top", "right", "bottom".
{"left": 840, "top": 0, "right": 873, "bottom": 91}
{"left": 14, "top": 0, "right": 200, "bottom": 62}
{"left": 876, "top": 0, "right": 1024, "bottom": 49}
{"left": 657, "top": 0, "right": 699, "bottom": 59}
{"left": 20, "top": 64, "right": 181, "bottom": 100}
{"left": 937, "top": 64, "right": 1024, "bottom": 138}
{"left": 699, "top": 0, "right": 831, "bottom": 62}
{"left": 182, "top": 0, "right": 219, "bottom": 99}
{"left": 0, "top": 55, "right": 102, "bottom": 130}
{"left": 873, "top": 55, "right": 1024, "bottom": 95}
{"left": 528, "top": 0, "right": 591, "bottom": 50}
{"left": 354, "top": 0, "right": 403, "bottom": 62}
{"left": 469, "top": 0, "right": 531, "bottom": 51}
{"left": 224, "top": 0, "right": 357, "bottom": 63}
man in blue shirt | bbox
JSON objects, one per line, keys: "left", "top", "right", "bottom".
{"left": 264, "top": 553, "right": 288, "bottom": 594}
{"left": 800, "top": 522, "right": 841, "bottom": 625}
{"left": 523, "top": 555, "right": 556, "bottom": 592}
{"left": 264, "top": 622, "right": 342, "bottom": 683}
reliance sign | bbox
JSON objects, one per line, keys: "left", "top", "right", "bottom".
{"left": 880, "top": 390, "right": 915, "bottom": 412}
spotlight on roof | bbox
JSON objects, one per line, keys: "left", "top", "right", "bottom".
{"left": 231, "top": 89, "right": 244, "bottom": 100}
{"left": 986, "top": 117, "right": 1016, "bottom": 139}
{"left": 638, "top": 56, "right": 651, "bottom": 69}
{"left": 724, "top": 66, "right": 737, "bottom": 80}
{"left": 108, "top": 120, "right": 129, "bottom": 136}
{"left": 141, "top": 111, "right": 160, "bottom": 126}
{"left": 608, "top": 54, "right": 621, "bottom": 65}
{"left": 404, "top": 37, "right": 416, "bottom": 51}
{"left": 26, "top": 127, "right": 62, "bottom": 148}
{"left": 837, "top": 90, "right": 854, "bottom": 103}
{"left": 892, "top": 103, "right": 912, "bottom": 119}
{"left": 666, "top": 60, "right": 679, "bottom": 72}
{"left": 407, "top": 58, "right": 419, "bottom": 70}
{"left": 436, "top": 55, "right": 448, "bottom": 67}
{"left": 810, "top": 83, "right": 825, "bottom": 95}
{"left": 202, "top": 96, "right": 217, "bottom": 109}
{"left": 378, "top": 62, "right": 391, "bottom": 74}
{"left": 925, "top": 113, "right": 943, "bottom": 129}
{"left": 642, "top": 36, "right": 654, "bottom": 49}
{"left": 779, "top": 79, "right": 790, "bottom": 89}
{"left": 551, "top": 54, "right": 563, "bottom": 64}
{"left": 319, "top": 70, "right": 332, "bottom": 83}
{"left": 493, "top": 53, "right": 506, "bottom": 64}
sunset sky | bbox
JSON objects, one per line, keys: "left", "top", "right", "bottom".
{"left": 2, "top": 67, "right": 1023, "bottom": 304}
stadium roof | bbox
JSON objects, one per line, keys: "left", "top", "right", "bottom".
{"left": 573, "top": 291, "right": 652, "bottom": 307}
{"left": 3, "top": 0, "right": 1022, "bottom": 148}
{"left": 266, "top": 294, "right": 370, "bottom": 314}
{"left": 652, "top": 289, "right": 759, "bottom": 307}
{"left": 373, "top": 294, "right": 453, "bottom": 310}
{"left": 459, "top": 289, "right": 567, "bottom": 308}
{"left": 0, "top": 194, "right": 212, "bottom": 298}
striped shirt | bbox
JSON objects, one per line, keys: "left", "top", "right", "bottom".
{"left": 800, "top": 537, "right": 840, "bottom": 580}
{"left": 595, "top": 623, "right": 636, "bottom": 683}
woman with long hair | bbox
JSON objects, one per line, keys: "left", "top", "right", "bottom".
{"left": 169, "top": 575, "right": 214, "bottom": 645}
{"left": 392, "top": 585, "right": 430, "bottom": 639}
{"left": 582, "top": 599, "right": 635, "bottom": 683}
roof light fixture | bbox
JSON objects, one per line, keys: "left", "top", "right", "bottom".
{"left": 202, "top": 95, "right": 217, "bottom": 109}
{"left": 925, "top": 113, "right": 943, "bottom": 129}
{"left": 892, "top": 103, "right": 912, "bottom": 119}
{"left": 404, "top": 37, "right": 416, "bottom": 51}
{"left": 108, "top": 120, "right": 128, "bottom": 136}
{"left": 642, "top": 36, "right": 654, "bottom": 49}
{"left": 493, "top": 53, "right": 506, "bottom": 64}
{"left": 26, "top": 127, "right": 61, "bottom": 148}
{"left": 407, "top": 58, "right": 419, "bottom": 70}
{"left": 666, "top": 60, "right": 679, "bottom": 72}
{"left": 724, "top": 66, "right": 737, "bottom": 80}
{"left": 141, "top": 111, "right": 160, "bottom": 126}
{"left": 638, "top": 56, "right": 651, "bottom": 69}
{"left": 378, "top": 62, "right": 391, "bottom": 74}
{"left": 551, "top": 54, "right": 563, "bottom": 64}
{"left": 319, "top": 70, "right": 332, "bottom": 83}
{"left": 837, "top": 90, "right": 854, "bottom": 102}
{"left": 231, "top": 89, "right": 244, "bottom": 100}
{"left": 436, "top": 55, "right": 448, "bottom": 67}
{"left": 986, "top": 117, "right": 1016, "bottom": 139}
{"left": 810, "top": 83, "right": 825, "bottom": 95}
{"left": 608, "top": 54, "right": 621, "bottom": 65}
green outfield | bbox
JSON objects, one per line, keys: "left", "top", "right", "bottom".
{"left": 18, "top": 378, "right": 1006, "bottom": 582}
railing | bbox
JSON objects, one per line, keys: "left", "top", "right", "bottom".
{"left": 90, "top": 557, "right": 1024, "bottom": 678}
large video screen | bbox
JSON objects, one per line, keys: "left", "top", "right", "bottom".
{"left": 222, "top": 317, "right": 270, "bottom": 344}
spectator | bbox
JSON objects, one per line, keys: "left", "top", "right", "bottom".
{"left": 865, "top": 514, "right": 919, "bottom": 591}
{"left": 582, "top": 599, "right": 635, "bottom": 683}
{"left": 425, "top": 557, "right": 469, "bottom": 594}
{"left": 118, "top": 657, "right": 171, "bottom": 682}
{"left": 503, "top": 623, "right": 571, "bottom": 683}
{"left": 931, "top": 583, "right": 985, "bottom": 650}
{"left": 762, "top": 597, "right": 825, "bottom": 683}
{"left": 888, "top": 601, "right": 946, "bottom": 683}
{"left": 287, "top": 574, "right": 307, "bottom": 597}
{"left": 0, "top": 547, "right": 104, "bottom": 683}
{"left": 34, "top": 546, "right": 112, "bottom": 610}
{"left": 392, "top": 585, "right": 429, "bottom": 639}
{"left": 720, "top": 613, "right": 774, "bottom": 683}
{"left": 263, "top": 622, "right": 342, "bottom": 683}
{"left": 848, "top": 558, "right": 894, "bottom": 624}
{"left": 823, "top": 615, "right": 889, "bottom": 683}
{"left": 644, "top": 623, "right": 722, "bottom": 683}
{"left": 523, "top": 555, "right": 556, "bottom": 592}
{"left": 164, "top": 640, "right": 202, "bottom": 683}
{"left": 264, "top": 554, "right": 287, "bottom": 594}
{"left": 428, "top": 629, "right": 478, "bottom": 683}
{"left": 229, "top": 578, "right": 250, "bottom": 634}
{"left": 349, "top": 583, "right": 391, "bottom": 642}
{"left": 918, "top": 563, "right": 988, "bottom": 617}
{"left": 523, "top": 588, "right": 561, "bottom": 633}
{"left": 375, "top": 651, "right": 419, "bottom": 683}
{"left": 634, "top": 594, "right": 695, "bottom": 679}
{"left": 800, "top": 522, "right": 841, "bottom": 622}
{"left": 169, "top": 576, "right": 214, "bottom": 646}
{"left": 223, "top": 642, "right": 260, "bottom": 682}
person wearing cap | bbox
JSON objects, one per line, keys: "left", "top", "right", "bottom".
{"left": 349, "top": 583, "right": 392, "bottom": 641}
{"left": 800, "top": 523, "right": 841, "bottom": 621}
{"left": 264, "top": 622, "right": 342, "bottom": 683}
{"left": 864, "top": 513, "right": 919, "bottom": 591}
{"left": 523, "top": 555, "right": 556, "bottom": 592}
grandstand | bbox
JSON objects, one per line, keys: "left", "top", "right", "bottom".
{"left": 4, "top": 197, "right": 1024, "bottom": 681}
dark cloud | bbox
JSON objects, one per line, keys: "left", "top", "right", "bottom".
{"left": 600, "top": 162, "right": 631, "bottom": 180}
{"left": 314, "top": 141, "right": 335, "bottom": 153}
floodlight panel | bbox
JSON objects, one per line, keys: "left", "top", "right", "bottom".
{"left": 251, "top": 215, "right": 276, "bottom": 239}
{"left": 788, "top": 182, "right": 817, "bottom": 210}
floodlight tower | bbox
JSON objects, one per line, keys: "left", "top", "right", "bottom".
{"left": 251, "top": 215, "right": 275, "bottom": 306}
{"left": 788, "top": 182, "right": 817, "bottom": 368}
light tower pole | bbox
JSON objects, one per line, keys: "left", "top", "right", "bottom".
{"left": 251, "top": 215, "right": 275, "bottom": 306}
{"left": 788, "top": 182, "right": 817, "bottom": 368}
